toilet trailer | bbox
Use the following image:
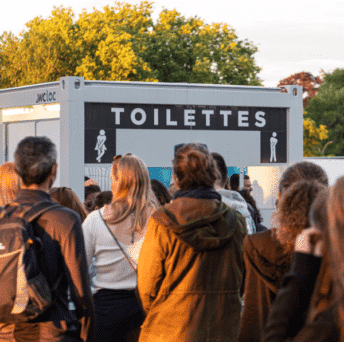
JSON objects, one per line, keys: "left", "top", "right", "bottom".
{"left": 0, "top": 76, "right": 303, "bottom": 224}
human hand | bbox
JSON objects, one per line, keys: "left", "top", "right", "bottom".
{"left": 295, "top": 227, "right": 323, "bottom": 257}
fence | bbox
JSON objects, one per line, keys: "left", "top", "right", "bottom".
{"left": 85, "top": 167, "right": 112, "bottom": 191}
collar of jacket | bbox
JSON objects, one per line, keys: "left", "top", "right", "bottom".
{"left": 173, "top": 186, "right": 222, "bottom": 202}
{"left": 15, "top": 189, "right": 52, "bottom": 203}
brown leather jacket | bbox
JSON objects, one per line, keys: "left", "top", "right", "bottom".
{"left": 137, "top": 196, "right": 246, "bottom": 342}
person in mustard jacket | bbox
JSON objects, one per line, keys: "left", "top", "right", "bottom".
{"left": 137, "top": 143, "right": 247, "bottom": 342}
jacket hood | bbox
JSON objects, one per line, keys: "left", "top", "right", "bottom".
{"left": 244, "top": 228, "right": 291, "bottom": 292}
{"left": 152, "top": 197, "right": 244, "bottom": 251}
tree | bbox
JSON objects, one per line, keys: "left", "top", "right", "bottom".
{"left": 0, "top": 7, "right": 78, "bottom": 88}
{"left": 141, "top": 9, "right": 262, "bottom": 85}
{"left": 305, "top": 68, "right": 344, "bottom": 156}
{"left": 74, "top": 2, "right": 156, "bottom": 81}
{"left": 0, "top": 32, "right": 19, "bottom": 88}
{"left": 303, "top": 116, "right": 330, "bottom": 157}
{"left": 0, "top": 1, "right": 262, "bottom": 88}
{"left": 0, "top": 4, "right": 156, "bottom": 87}
{"left": 278, "top": 71, "right": 323, "bottom": 107}
{"left": 277, "top": 72, "right": 329, "bottom": 157}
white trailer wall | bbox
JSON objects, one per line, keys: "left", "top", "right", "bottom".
{"left": 0, "top": 77, "right": 303, "bottom": 211}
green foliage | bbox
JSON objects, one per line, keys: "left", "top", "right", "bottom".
{"left": 141, "top": 9, "right": 262, "bottom": 85}
{"left": 303, "top": 116, "right": 329, "bottom": 157}
{"left": 74, "top": 2, "right": 156, "bottom": 81}
{"left": 305, "top": 68, "right": 344, "bottom": 156}
{"left": 0, "top": 1, "right": 262, "bottom": 88}
{"left": 0, "top": 7, "right": 77, "bottom": 87}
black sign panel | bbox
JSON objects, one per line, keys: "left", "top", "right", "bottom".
{"left": 260, "top": 131, "right": 287, "bottom": 164}
{"left": 85, "top": 102, "right": 287, "bottom": 164}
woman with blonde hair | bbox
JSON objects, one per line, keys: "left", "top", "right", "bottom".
{"left": 82, "top": 153, "right": 157, "bottom": 342}
{"left": 0, "top": 162, "right": 21, "bottom": 206}
{"left": 0, "top": 162, "right": 21, "bottom": 341}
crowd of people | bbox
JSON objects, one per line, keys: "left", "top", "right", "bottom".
{"left": 0, "top": 135, "right": 342, "bottom": 341}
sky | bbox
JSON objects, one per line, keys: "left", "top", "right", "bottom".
{"left": 1, "top": 0, "right": 343, "bottom": 87}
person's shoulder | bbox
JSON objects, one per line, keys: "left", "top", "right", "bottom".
{"left": 244, "top": 228, "right": 277, "bottom": 253}
{"left": 219, "top": 203, "right": 247, "bottom": 235}
{"left": 244, "top": 228, "right": 288, "bottom": 268}
{"left": 83, "top": 208, "right": 101, "bottom": 221}
{"left": 222, "top": 202, "right": 246, "bottom": 222}
{"left": 82, "top": 208, "right": 103, "bottom": 229}
{"left": 42, "top": 204, "right": 83, "bottom": 226}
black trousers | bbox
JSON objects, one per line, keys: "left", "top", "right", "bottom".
{"left": 93, "top": 289, "right": 145, "bottom": 342}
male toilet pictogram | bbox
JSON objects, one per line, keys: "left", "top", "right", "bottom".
{"left": 270, "top": 132, "right": 278, "bottom": 162}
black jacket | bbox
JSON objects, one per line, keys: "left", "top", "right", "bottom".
{"left": 263, "top": 252, "right": 339, "bottom": 342}
{"left": 13, "top": 190, "right": 95, "bottom": 342}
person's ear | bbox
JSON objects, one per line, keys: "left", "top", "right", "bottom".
{"left": 47, "top": 163, "right": 58, "bottom": 189}
{"left": 172, "top": 173, "right": 180, "bottom": 189}
{"left": 275, "top": 190, "right": 281, "bottom": 208}
{"left": 51, "top": 163, "right": 57, "bottom": 178}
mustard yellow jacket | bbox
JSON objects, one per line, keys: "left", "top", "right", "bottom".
{"left": 137, "top": 196, "right": 246, "bottom": 342}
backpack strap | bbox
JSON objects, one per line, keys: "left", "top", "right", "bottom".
{"left": 23, "top": 201, "right": 81, "bottom": 332}
{"left": 0, "top": 201, "right": 62, "bottom": 222}
{"left": 0, "top": 203, "right": 21, "bottom": 219}
{"left": 23, "top": 201, "right": 63, "bottom": 222}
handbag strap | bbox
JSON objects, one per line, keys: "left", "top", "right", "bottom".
{"left": 98, "top": 209, "right": 137, "bottom": 272}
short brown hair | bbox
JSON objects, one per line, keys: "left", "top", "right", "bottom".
{"left": 173, "top": 144, "right": 219, "bottom": 190}
{"left": 14, "top": 136, "right": 56, "bottom": 186}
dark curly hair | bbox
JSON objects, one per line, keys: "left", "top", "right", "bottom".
{"left": 173, "top": 143, "right": 219, "bottom": 190}
{"left": 274, "top": 179, "right": 327, "bottom": 259}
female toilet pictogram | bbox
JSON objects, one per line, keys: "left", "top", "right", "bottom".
{"left": 95, "top": 129, "right": 107, "bottom": 163}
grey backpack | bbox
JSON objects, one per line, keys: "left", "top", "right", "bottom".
{"left": 0, "top": 201, "right": 61, "bottom": 323}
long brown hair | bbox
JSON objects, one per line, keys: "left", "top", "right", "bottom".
{"left": 0, "top": 162, "right": 21, "bottom": 206}
{"left": 49, "top": 187, "right": 88, "bottom": 222}
{"left": 105, "top": 154, "right": 157, "bottom": 233}
{"left": 327, "top": 176, "right": 344, "bottom": 341}
{"left": 274, "top": 180, "right": 327, "bottom": 259}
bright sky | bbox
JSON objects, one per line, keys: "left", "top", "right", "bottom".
{"left": 1, "top": 0, "right": 343, "bottom": 87}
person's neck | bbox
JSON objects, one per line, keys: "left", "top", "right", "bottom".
{"left": 20, "top": 183, "right": 50, "bottom": 193}
{"left": 214, "top": 184, "right": 224, "bottom": 190}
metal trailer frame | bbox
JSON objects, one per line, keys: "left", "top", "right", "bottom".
{"left": 0, "top": 77, "right": 303, "bottom": 206}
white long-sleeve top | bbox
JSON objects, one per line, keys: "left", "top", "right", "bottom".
{"left": 82, "top": 207, "right": 145, "bottom": 294}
